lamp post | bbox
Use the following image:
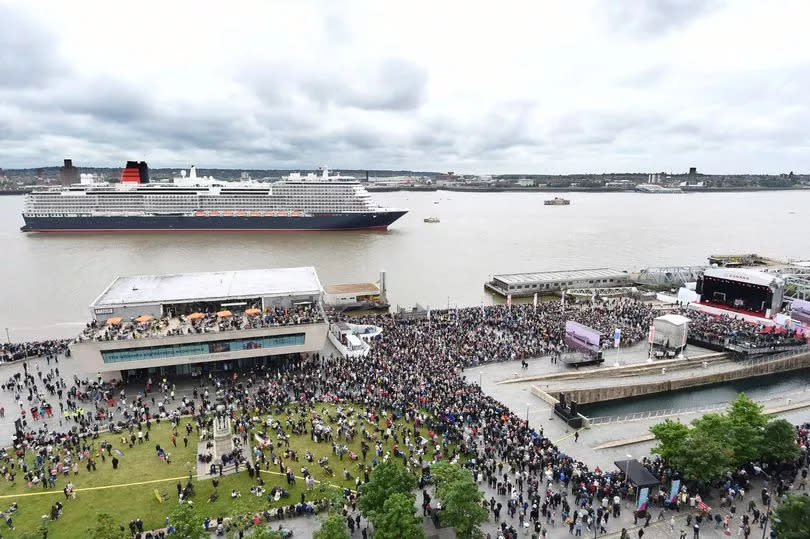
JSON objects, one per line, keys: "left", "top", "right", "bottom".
{"left": 526, "top": 403, "right": 530, "bottom": 422}
{"left": 761, "top": 471, "right": 772, "bottom": 539}
{"left": 624, "top": 454, "right": 632, "bottom": 485}
{"left": 625, "top": 454, "right": 633, "bottom": 510}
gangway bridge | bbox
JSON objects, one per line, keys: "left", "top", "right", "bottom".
{"left": 634, "top": 266, "right": 706, "bottom": 287}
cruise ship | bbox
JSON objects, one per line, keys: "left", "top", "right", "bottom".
{"left": 21, "top": 162, "right": 408, "bottom": 232}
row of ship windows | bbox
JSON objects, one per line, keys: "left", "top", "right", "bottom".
{"left": 28, "top": 204, "right": 372, "bottom": 210}
{"left": 30, "top": 198, "right": 368, "bottom": 204}
{"left": 30, "top": 199, "right": 370, "bottom": 204}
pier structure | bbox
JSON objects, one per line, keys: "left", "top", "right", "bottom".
{"left": 324, "top": 271, "right": 389, "bottom": 311}
{"left": 485, "top": 268, "right": 629, "bottom": 297}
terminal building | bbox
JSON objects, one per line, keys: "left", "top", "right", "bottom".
{"left": 70, "top": 267, "right": 328, "bottom": 381}
{"left": 486, "top": 268, "right": 629, "bottom": 297}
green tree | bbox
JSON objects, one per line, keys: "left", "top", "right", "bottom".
{"left": 86, "top": 513, "right": 129, "bottom": 539}
{"left": 169, "top": 503, "right": 205, "bottom": 539}
{"left": 762, "top": 419, "right": 801, "bottom": 463}
{"left": 430, "top": 460, "right": 471, "bottom": 498}
{"left": 372, "top": 492, "right": 426, "bottom": 539}
{"left": 249, "top": 526, "right": 283, "bottom": 539}
{"left": 357, "top": 459, "right": 416, "bottom": 520}
{"left": 227, "top": 499, "right": 260, "bottom": 539}
{"left": 677, "top": 415, "right": 734, "bottom": 482}
{"left": 431, "top": 462, "right": 488, "bottom": 539}
{"left": 772, "top": 494, "right": 810, "bottom": 539}
{"left": 313, "top": 512, "right": 351, "bottom": 539}
{"left": 726, "top": 393, "right": 767, "bottom": 465}
{"left": 313, "top": 482, "right": 346, "bottom": 510}
{"left": 649, "top": 419, "right": 690, "bottom": 462}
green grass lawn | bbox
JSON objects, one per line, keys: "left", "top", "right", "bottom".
{"left": 0, "top": 404, "right": 448, "bottom": 537}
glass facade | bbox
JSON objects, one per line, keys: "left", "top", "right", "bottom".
{"left": 101, "top": 332, "right": 305, "bottom": 364}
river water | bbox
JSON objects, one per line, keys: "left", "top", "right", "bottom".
{"left": 0, "top": 190, "right": 807, "bottom": 341}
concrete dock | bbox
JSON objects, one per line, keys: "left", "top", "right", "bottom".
{"left": 524, "top": 346, "right": 810, "bottom": 405}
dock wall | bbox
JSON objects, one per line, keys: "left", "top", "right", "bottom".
{"left": 548, "top": 352, "right": 810, "bottom": 405}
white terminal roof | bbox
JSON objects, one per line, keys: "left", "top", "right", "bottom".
{"left": 92, "top": 267, "right": 323, "bottom": 308}
{"left": 494, "top": 268, "right": 627, "bottom": 285}
{"left": 702, "top": 267, "right": 782, "bottom": 288}
{"left": 655, "top": 314, "right": 691, "bottom": 326}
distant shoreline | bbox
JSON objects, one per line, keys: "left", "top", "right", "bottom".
{"left": 365, "top": 185, "right": 809, "bottom": 193}
{"left": 2, "top": 186, "right": 807, "bottom": 196}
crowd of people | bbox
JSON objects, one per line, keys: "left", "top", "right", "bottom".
{"left": 77, "top": 303, "right": 325, "bottom": 343}
{"left": 1, "top": 340, "right": 69, "bottom": 363}
{"left": 682, "top": 309, "right": 809, "bottom": 350}
{"left": 0, "top": 298, "right": 806, "bottom": 538}
{"left": 411, "top": 298, "right": 655, "bottom": 366}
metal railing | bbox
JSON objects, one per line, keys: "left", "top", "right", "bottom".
{"left": 587, "top": 377, "right": 810, "bottom": 425}
{"left": 588, "top": 402, "right": 729, "bottom": 425}
{"left": 739, "top": 345, "right": 810, "bottom": 367}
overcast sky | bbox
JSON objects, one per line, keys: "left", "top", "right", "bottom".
{"left": 1, "top": 1, "right": 808, "bottom": 174}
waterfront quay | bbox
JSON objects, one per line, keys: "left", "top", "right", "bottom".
{"left": 2, "top": 342, "right": 800, "bottom": 539}
{"left": 522, "top": 346, "right": 810, "bottom": 405}
{"left": 1, "top": 271, "right": 808, "bottom": 538}
{"left": 465, "top": 343, "right": 810, "bottom": 469}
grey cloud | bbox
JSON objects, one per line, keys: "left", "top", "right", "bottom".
{"left": 617, "top": 64, "right": 670, "bottom": 87}
{"left": 300, "top": 58, "right": 427, "bottom": 111}
{"left": 603, "top": 0, "right": 723, "bottom": 36}
{"left": 0, "top": 5, "right": 66, "bottom": 88}
{"left": 549, "top": 110, "right": 664, "bottom": 147}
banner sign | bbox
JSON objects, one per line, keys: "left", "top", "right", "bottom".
{"left": 637, "top": 487, "right": 649, "bottom": 511}
{"left": 669, "top": 480, "right": 681, "bottom": 503}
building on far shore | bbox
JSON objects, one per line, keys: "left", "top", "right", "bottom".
{"left": 70, "top": 267, "right": 328, "bottom": 381}
{"left": 59, "top": 159, "right": 80, "bottom": 186}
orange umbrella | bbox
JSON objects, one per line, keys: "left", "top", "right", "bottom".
{"left": 187, "top": 312, "right": 205, "bottom": 320}
{"left": 216, "top": 310, "right": 232, "bottom": 318}
{"left": 245, "top": 308, "right": 261, "bottom": 316}
{"left": 135, "top": 315, "right": 154, "bottom": 323}
{"left": 106, "top": 317, "right": 123, "bottom": 325}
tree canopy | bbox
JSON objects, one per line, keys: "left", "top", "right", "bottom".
{"left": 726, "top": 394, "right": 767, "bottom": 465}
{"left": 169, "top": 503, "right": 205, "bottom": 539}
{"left": 357, "top": 459, "right": 416, "bottom": 520}
{"left": 649, "top": 419, "right": 689, "bottom": 462}
{"left": 675, "top": 419, "right": 735, "bottom": 482}
{"left": 86, "top": 513, "right": 129, "bottom": 539}
{"left": 761, "top": 419, "right": 800, "bottom": 463}
{"left": 772, "top": 494, "right": 810, "bottom": 539}
{"left": 372, "top": 492, "right": 426, "bottom": 539}
{"left": 313, "top": 512, "right": 351, "bottom": 539}
{"left": 649, "top": 394, "right": 798, "bottom": 483}
{"left": 431, "top": 462, "right": 488, "bottom": 539}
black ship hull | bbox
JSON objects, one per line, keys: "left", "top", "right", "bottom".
{"left": 20, "top": 211, "right": 407, "bottom": 232}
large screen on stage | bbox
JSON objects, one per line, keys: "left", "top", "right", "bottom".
{"left": 792, "top": 299, "right": 810, "bottom": 325}
{"left": 564, "top": 321, "right": 602, "bottom": 354}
